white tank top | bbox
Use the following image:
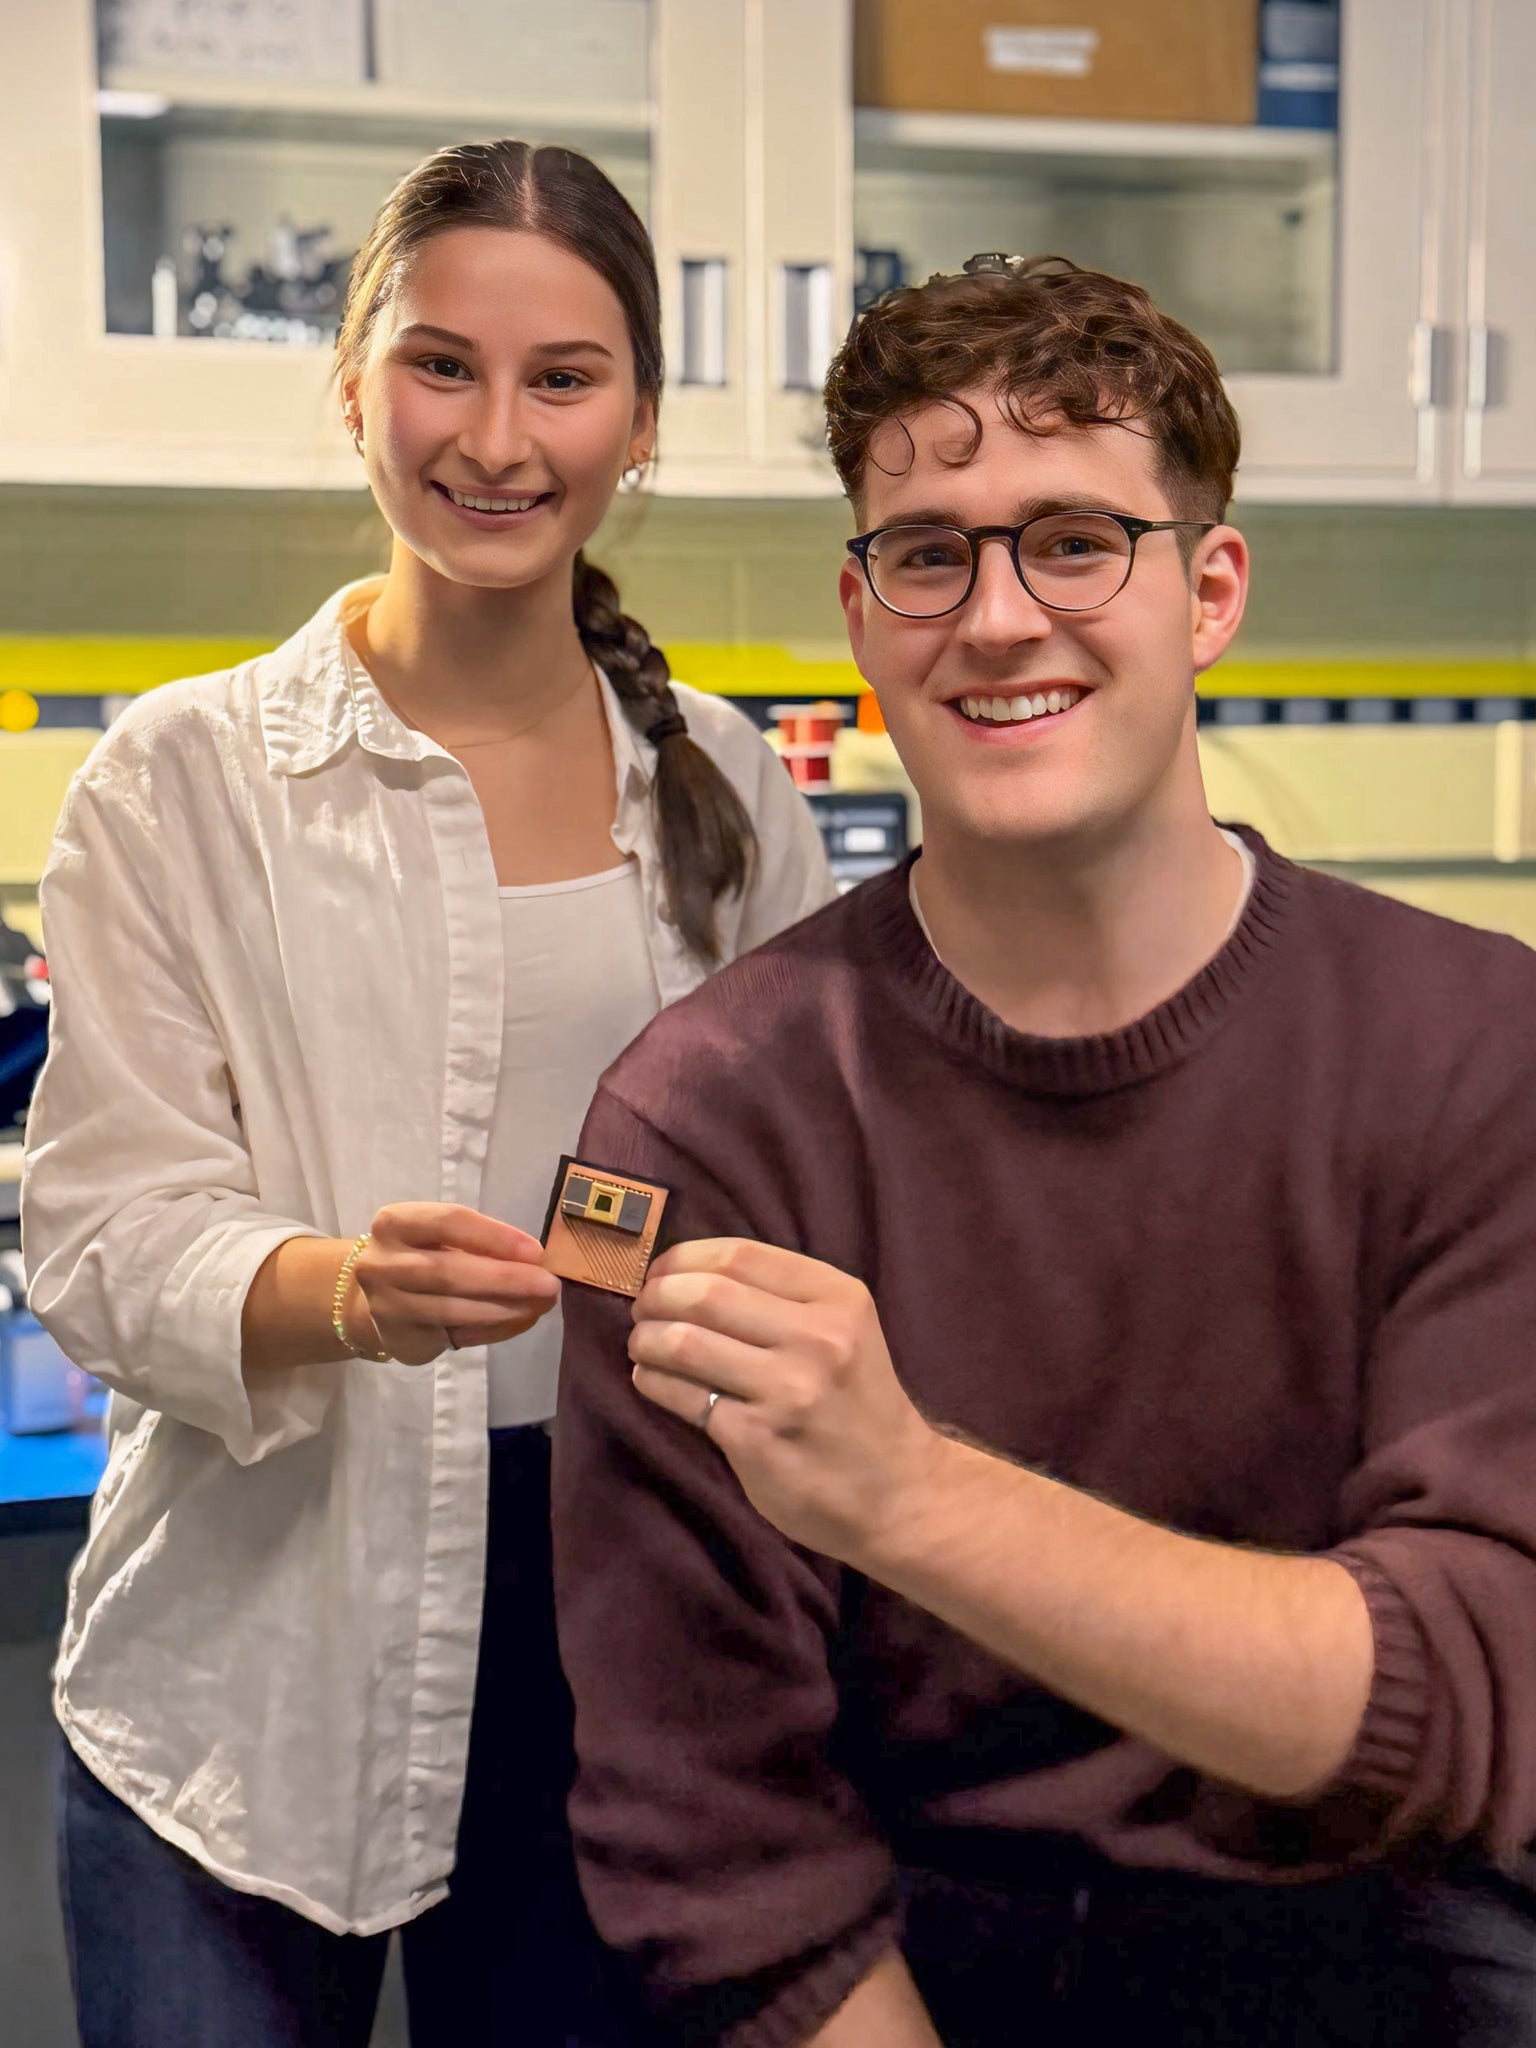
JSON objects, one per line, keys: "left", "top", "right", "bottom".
{"left": 481, "top": 861, "right": 661, "bottom": 1427}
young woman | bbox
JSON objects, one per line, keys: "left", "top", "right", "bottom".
{"left": 24, "top": 140, "right": 833, "bottom": 2048}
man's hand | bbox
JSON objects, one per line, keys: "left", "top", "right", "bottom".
{"left": 628, "top": 1238, "right": 943, "bottom": 1565}
{"left": 629, "top": 1239, "right": 1374, "bottom": 1801}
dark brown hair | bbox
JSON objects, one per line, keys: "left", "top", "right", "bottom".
{"left": 336, "top": 139, "right": 754, "bottom": 962}
{"left": 825, "top": 255, "right": 1241, "bottom": 528}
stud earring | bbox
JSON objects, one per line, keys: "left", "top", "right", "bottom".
{"left": 621, "top": 451, "right": 653, "bottom": 491}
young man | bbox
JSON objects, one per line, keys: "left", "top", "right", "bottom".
{"left": 551, "top": 257, "right": 1536, "bottom": 2048}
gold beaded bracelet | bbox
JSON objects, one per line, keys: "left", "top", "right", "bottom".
{"left": 332, "top": 1234, "right": 390, "bottom": 1363}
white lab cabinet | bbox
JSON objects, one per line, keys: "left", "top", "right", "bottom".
{"left": 1, "top": 0, "right": 1533, "bottom": 502}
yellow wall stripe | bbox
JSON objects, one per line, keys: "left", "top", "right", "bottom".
{"left": 0, "top": 639, "right": 273, "bottom": 696}
{"left": 2, "top": 636, "right": 1533, "bottom": 703}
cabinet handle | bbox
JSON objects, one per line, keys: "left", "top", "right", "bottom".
{"left": 1409, "top": 321, "right": 1448, "bottom": 412}
{"left": 1466, "top": 323, "right": 1491, "bottom": 415}
{"left": 781, "top": 264, "right": 835, "bottom": 393}
{"left": 679, "top": 260, "right": 729, "bottom": 388}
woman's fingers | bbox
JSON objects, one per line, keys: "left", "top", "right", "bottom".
{"left": 446, "top": 1308, "right": 555, "bottom": 1348}
{"left": 370, "top": 1323, "right": 448, "bottom": 1367}
{"left": 373, "top": 1248, "right": 559, "bottom": 1309}
{"left": 352, "top": 1205, "right": 561, "bottom": 1354}
{"left": 372, "top": 1295, "right": 556, "bottom": 1366}
{"left": 356, "top": 1244, "right": 558, "bottom": 1332}
{"left": 371, "top": 1203, "right": 546, "bottom": 1264}
{"left": 372, "top": 1287, "right": 555, "bottom": 1331}
{"left": 372, "top": 1302, "right": 561, "bottom": 1368}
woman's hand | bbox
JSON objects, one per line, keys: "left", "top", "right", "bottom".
{"left": 350, "top": 1203, "right": 561, "bottom": 1366}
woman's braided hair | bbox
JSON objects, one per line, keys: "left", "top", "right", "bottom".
{"left": 336, "top": 139, "right": 755, "bottom": 961}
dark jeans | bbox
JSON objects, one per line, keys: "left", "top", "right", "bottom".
{"left": 900, "top": 1851, "right": 1536, "bottom": 2048}
{"left": 57, "top": 1426, "right": 654, "bottom": 2048}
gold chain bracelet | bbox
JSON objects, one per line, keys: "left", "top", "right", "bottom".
{"left": 332, "top": 1234, "right": 390, "bottom": 1362}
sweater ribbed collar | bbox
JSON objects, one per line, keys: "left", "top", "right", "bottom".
{"left": 858, "top": 825, "right": 1293, "bottom": 1097}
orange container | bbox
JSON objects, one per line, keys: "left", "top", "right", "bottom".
{"left": 771, "top": 700, "right": 850, "bottom": 790}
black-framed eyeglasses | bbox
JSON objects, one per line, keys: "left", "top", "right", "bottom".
{"left": 846, "top": 511, "right": 1216, "bottom": 619}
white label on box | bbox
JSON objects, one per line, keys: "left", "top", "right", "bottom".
{"left": 984, "top": 25, "right": 1100, "bottom": 79}
{"left": 1259, "top": 61, "right": 1339, "bottom": 92}
{"left": 1261, "top": 2, "right": 1340, "bottom": 65}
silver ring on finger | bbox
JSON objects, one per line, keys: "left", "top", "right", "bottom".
{"left": 702, "top": 1387, "right": 723, "bottom": 1428}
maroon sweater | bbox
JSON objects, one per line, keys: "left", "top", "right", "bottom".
{"left": 552, "top": 832, "right": 1536, "bottom": 2048}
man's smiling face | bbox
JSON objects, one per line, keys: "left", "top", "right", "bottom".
{"left": 839, "top": 387, "right": 1246, "bottom": 857}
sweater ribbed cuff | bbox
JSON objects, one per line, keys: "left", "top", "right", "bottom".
{"left": 717, "top": 1908, "right": 903, "bottom": 2048}
{"left": 1329, "top": 1551, "right": 1432, "bottom": 1802}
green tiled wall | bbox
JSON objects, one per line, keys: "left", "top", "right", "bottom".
{"left": 3, "top": 486, "right": 1536, "bottom": 663}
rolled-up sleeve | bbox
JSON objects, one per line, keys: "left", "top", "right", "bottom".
{"left": 552, "top": 1084, "right": 898, "bottom": 2048}
{"left": 22, "top": 771, "right": 332, "bottom": 1465}
{"left": 1314, "top": 1024, "right": 1536, "bottom": 1862}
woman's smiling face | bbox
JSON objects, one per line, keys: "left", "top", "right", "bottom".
{"left": 345, "top": 225, "right": 654, "bottom": 593}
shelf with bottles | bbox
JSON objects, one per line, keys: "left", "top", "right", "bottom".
{"left": 94, "top": 0, "right": 653, "bottom": 347}
{"left": 98, "top": 83, "right": 651, "bottom": 346}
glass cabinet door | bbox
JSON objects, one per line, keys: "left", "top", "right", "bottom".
{"left": 0, "top": 0, "right": 654, "bottom": 489}
{"left": 845, "top": 0, "right": 1444, "bottom": 502}
{"left": 95, "top": 0, "right": 651, "bottom": 345}
{"left": 0, "top": 0, "right": 1471, "bottom": 503}
{"left": 854, "top": 127, "right": 1337, "bottom": 385}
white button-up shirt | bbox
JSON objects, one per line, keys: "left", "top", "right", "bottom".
{"left": 22, "top": 580, "right": 835, "bottom": 1935}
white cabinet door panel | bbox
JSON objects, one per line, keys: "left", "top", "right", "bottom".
{"left": 1225, "top": 0, "right": 1446, "bottom": 502}
{"left": 1451, "top": 0, "right": 1536, "bottom": 500}
{"left": 649, "top": 0, "right": 751, "bottom": 480}
{"left": 754, "top": 0, "right": 851, "bottom": 492}
{"left": 0, "top": 0, "right": 358, "bottom": 488}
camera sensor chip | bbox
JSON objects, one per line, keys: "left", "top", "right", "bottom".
{"left": 541, "top": 1156, "right": 671, "bottom": 1298}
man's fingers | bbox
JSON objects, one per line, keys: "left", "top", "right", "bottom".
{"left": 631, "top": 1364, "right": 717, "bottom": 1427}
{"left": 628, "top": 1318, "right": 765, "bottom": 1400}
{"left": 645, "top": 1238, "right": 827, "bottom": 1303}
{"left": 633, "top": 1271, "right": 807, "bottom": 1350}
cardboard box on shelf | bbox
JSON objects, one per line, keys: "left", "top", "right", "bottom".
{"left": 854, "top": 0, "right": 1260, "bottom": 127}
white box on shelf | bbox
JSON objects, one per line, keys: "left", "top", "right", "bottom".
{"left": 97, "top": 0, "right": 371, "bottom": 83}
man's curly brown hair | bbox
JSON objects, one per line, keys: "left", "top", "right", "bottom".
{"left": 824, "top": 256, "right": 1241, "bottom": 527}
